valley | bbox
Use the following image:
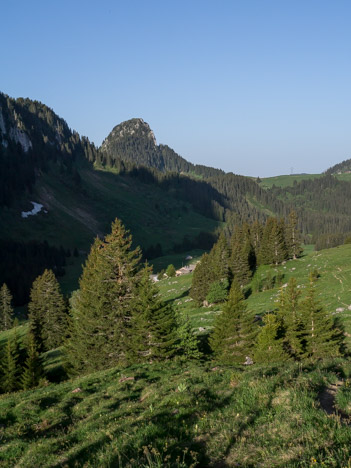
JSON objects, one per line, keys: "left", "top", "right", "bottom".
{"left": 1, "top": 93, "right": 351, "bottom": 467}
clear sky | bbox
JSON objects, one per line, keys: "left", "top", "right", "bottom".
{"left": 2, "top": 0, "right": 351, "bottom": 177}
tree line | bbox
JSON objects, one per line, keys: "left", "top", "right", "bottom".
{"left": 210, "top": 275, "right": 345, "bottom": 364}
{"left": 190, "top": 212, "right": 302, "bottom": 304}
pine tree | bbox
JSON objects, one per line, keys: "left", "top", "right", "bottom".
{"left": 28, "top": 269, "right": 67, "bottom": 351}
{"left": 254, "top": 313, "right": 289, "bottom": 363}
{"left": 210, "top": 281, "right": 256, "bottom": 364}
{"left": 190, "top": 233, "right": 230, "bottom": 304}
{"left": 301, "top": 273, "right": 344, "bottom": 359}
{"left": 190, "top": 253, "right": 213, "bottom": 303}
{"left": 206, "top": 279, "right": 229, "bottom": 304}
{"left": 286, "top": 210, "right": 303, "bottom": 260}
{"left": 176, "top": 312, "right": 201, "bottom": 360}
{"left": 166, "top": 264, "right": 176, "bottom": 277}
{"left": 210, "top": 232, "right": 230, "bottom": 281}
{"left": 1, "top": 335, "right": 20, "bottom": 393}
{"left": 278, "top": 278, "right": 305, "bottom": 358}
{"left": 0, "top": 283, "right": 14, "bottom": 331}
{"left": 65, "top": 219, "right": 145, "bottom": 374}
{"left": 230, "top": 225, "right": 254, "bottom": 286}
{"left": 20, "top": 332, "right": 43, "bottom": 390}
{"left": 271, "top": 219, "right": 288, "bottom": 265}
{"left": 129, "top": 265, "right": 178, "bottom": 362}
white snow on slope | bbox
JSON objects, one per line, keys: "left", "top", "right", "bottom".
{"left": 21, "top": 202, "right": 45, "bottom": 218}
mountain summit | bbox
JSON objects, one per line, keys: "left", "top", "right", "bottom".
{"left": 101, "top": 118, "right": 157, "bottom": 151}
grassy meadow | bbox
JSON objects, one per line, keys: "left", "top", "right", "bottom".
{"left": 1, "top": 244, "right": 351, "bottom": 466}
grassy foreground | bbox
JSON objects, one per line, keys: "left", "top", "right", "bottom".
{"left": 1, "top": 358, "right": 351, "bottom": 467}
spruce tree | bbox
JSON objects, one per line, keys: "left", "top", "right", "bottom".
{"left": 0, "top": 283, "right": 14, "bottom": 331}
{"left": 190, "top": 253, "right": 213, "bottom": 303}
{"left": 230, "top": 225, "right": 254, "bottom": 286}
{"left": 254, "top": 313, "right": 289, "bottom": 363}
{"left": 286, "top": 211, "right": 303, "bottom": 260}
{"left": 1, "top": 335, "right": 20, "bottom": 393}
{"left": 301, "top": 274, "right": 344, "bottom": 359}
{"left": 166, "top": 264, "right": 176, "bottom": 277}
{"left": 28, "top": 269, "right": 67, "bottom": 351}
{"left": 176, "top": 312, "right": 201, "bottom": 360}
{"left": 278, "top": 278, "right": 305, "bottom": 358}
{"left": 20, "top": 332, "right": 43, "bottom": 390}
{"left": 210, "top": 281, "right": 256, "bottom": 364}
{"left": 65, "top": 219, "right": 144, "bottom": 374}
{"left": 271, "top": 219, "right": 288, "bottom": 265}
{"left": 129, "top": 265, "right": 178, "bottom": 362}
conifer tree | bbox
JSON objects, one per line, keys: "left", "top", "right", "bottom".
{"left": 250, "top": 220, "right": 263, "bottom": 258}
{"left": 206, "top": 279, "right": 229, "bottom": 304}
{"left": 190, "top": 233, "right": 230, "bottom": 304}
{"left": 28, "top": 269, "right": 67, "bottom": 351}
{"left": 65, "top": 219, "right": 161, "bottom": 374}
{"left": 301, "top": 273, "right": 344, "bottom": 359}
{"left": 190, "top": 253, "right": 213, "bottom": 303}
{"left": 271, "top": 219, "right": 288, "bottom": 265}
{"left": 230, "top": 226, "right": 254, "bottom": 286}
{"left": 129, "top": 265, "right": 178, "bottom": 362}
{"left": 20, "top": 332, "right": 43, "bottom": 390}
{"left": 258, "top": 218, "right": 275, "bottom": 265}
{"left": 210, "top": 281, "right": 256, "bottom": 364}
{"left": 0, "top": 283, "right": 14, "bottom": 331}
{"left": 254, "top": 313, "right": 289, "bottom": 363}
{"left": 176, "top": 312, "right": 201, "bottom": 359}
{"left": 166, "top": 264, "right": 176, "bottom": 277}
{"left": 210, "top": 232, "right": 230, "bottom": 281}
{"left": 286, "top": 210, "right": 303, "bottom": 260}
{"left": 1, "top": 335, "right": 20, "bottom": 393}
{"left": 278, "top": 278, "right": 305, "bottom": 358}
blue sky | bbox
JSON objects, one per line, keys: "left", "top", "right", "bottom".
{"left": 2, "top": 0, "right": 351, "bottom": 177}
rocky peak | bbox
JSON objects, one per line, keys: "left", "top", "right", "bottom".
{"left": 101, "top": 118, "right": 157, "bottom": 151}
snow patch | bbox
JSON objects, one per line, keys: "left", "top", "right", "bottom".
{"left": 21, "top": 202, "right": 44, "bottom": 218}
{"left": 9, "top": 127, "right": 32, "bottom": 152}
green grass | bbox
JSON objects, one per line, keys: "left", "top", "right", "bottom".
{"left": 1, "top": 357, "right": 351, "bottom": 467}
{"left": 245, "top": 244, "right": 351, "bottom": 348}
{"left": 259, "top": 173, "right": 322, "bottom": 189}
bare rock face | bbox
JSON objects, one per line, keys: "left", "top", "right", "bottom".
{"left": 9, "top": 127, "right": 32, "bottom": 152}
{"left": 101, "top": 118, "right": 157, "bottom": 152}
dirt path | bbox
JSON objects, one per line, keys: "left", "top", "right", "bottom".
{"left": 319, "top": 381, "right": 351, "bottom": 424}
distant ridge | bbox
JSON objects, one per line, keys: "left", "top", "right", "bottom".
{"left": 325, "top": 158, "right": 351, "bottom": 175}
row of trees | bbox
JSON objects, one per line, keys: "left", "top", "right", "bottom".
{"left": 191, "top": 212, "right": 302, "bottom": 304}
{"left": 211, "top": 275, "right": 344, "bottom": 364}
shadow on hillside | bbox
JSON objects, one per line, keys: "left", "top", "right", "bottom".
{"left": 46, "top": 384, "right": 240, "bottom": 467}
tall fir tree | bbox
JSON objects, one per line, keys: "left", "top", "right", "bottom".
{"left": 20, "top": 332, "right": 43, "bottom": 390}
{"left": 129, "top": 265, "right": 178, "bottom": 362}
{"left": 175, "top": 312, "right": 201, "bottom": 360}
{"left": 254, "top": 313, "right": 289, "bottom": 363}
{"left": 28, "top": 269, "right": 67, "bottom": 352}
{"left": 230, "top": 225, "right": 254, "bottom": 286}
{"left": 301, "top": 273, "right": 344, "bottom": 359}
{"left": 190, "top": 253, "right": 213, "bottom": 303}
{"left": 286, "top": 210, "right": 303, "bottom": 260}
{"left": 278, "top": 278, "right": 305, "bottom": 359}
{"left": 65, "top": 220, "right": 142, "bottom": 374}
{"left": 65, "top": 219, "right": 176, "bottom": 374}
{"left": 210, "top": 281, "right": 256, "bottom": 364}
{"left": 1, "top": 334, "right": 20, "bottom": 393}
{"left": 0, "top": 283, "right": 14, "bottom": 331}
